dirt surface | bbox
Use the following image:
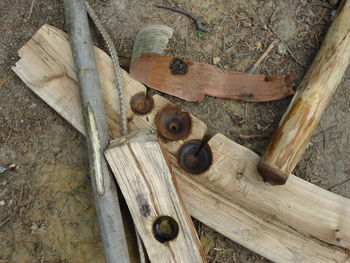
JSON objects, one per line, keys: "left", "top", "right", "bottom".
{"left": 0, "top": 0, "right": 349, "bottom": 262}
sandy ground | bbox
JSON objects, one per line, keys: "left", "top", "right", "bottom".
{"left": 0, "top": 0, "right": 349, "bottom": 262}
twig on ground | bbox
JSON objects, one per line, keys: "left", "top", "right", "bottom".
{"left": 59, "top": 197, "right": 71, "bottom": 217}
{"left": 0, "top": 214, "right": 13, "bottom": 229}
{"left": 268, "top": 25, "right": 306, "bottom": 68}
{"left": 231, "top": 50, "right": 260, "bottom": 59}
{"left": 328, "top": 177, "right": 350, "bottom": 191}
{"left": 225, "top": 110, "right": 245, "bottom": 124}
{"left": 27, "top": 0, "right": 36, "bottom": 20}
{"left": 239, "top": 134, "right": 270, "bottom": 140}
{"left": 246, "top": 39, "right": 278, "bottom": 73}
{"left": 312, "top": 125, "right": 337, "bottom": 137}
{"left": 0, "top": 164, "right": 16, "bottom": 175}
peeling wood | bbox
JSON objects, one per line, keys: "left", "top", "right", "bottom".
{"left": 130, "top": 53, "right": 295, "bottom": 102}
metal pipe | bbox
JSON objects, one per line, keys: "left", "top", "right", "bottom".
{"left": 63, "top": 1, "right": 131, "bottom": 262}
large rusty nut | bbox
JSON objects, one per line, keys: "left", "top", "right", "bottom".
{"left": 130, "top": 92, "right": 154, "bottom": 115}
{"left": 155, "top": 105, "right": 192, "bottom": 141}
{"left": 177, "top": 140, "right": 212, "bottom": 175}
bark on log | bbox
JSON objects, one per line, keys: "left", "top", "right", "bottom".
{"left": 63, "top": 1, "right": 130, "bottom": 262}
{"left": 258, "top": 0, "right": 350, "bottom": 184}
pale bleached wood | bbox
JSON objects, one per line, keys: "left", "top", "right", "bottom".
{"left": 258, "top": 0, "right": 350, "bottom": 184}
{"left": 190, "top": 133, "right": 350, "bottom": 249}
{"left": 12, "top": 23, "right": 145, "bottom": 137}
{"left": 176, "top": 172, "right": 350, "bottom": 263}
{"left": 105, "top": 131, "right": 206, "bottom": 263}
{"left": 12, "top": 24, "right": 350, "bottom": 263}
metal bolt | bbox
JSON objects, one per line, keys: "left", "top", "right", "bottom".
{"left": 177, "top": 140, "right": 212, "bottom": 175}
{"left": 170, "top": 58, "right": 189, "bottom": 75}
{"left": 153, "top": 216, "right": 179, "bottom": 243}
{"left": 130, "top": 92, "right": 154, "bottom": 115}
{"left": 155, "top": 105, "right": 191, "bottom": 141}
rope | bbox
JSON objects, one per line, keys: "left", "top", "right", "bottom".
{"left": 85, "top": 2, "right": 146, "bottom": 262}
{"left": 85, "top": 1, "right": 128, "bottom": 136}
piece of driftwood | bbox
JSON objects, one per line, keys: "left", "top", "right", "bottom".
{"left": 63, "top": 1, "right": 130, "bottom": 262}
{"left": 258, "top": 0, "right": 350, "bottom": 184}
{"left": 130, "top": 53, "right": 295, "bottom": 102}
{"left": 12, "top": 24, "right": 350, "bottom": 263}
{"left": 105, "top": 130, "right": 206, "bottom": 263}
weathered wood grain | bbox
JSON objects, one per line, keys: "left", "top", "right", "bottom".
{"left": 258, "top": 0, "right": 350, "bottom": 184}
{"left": 105, "top": 131, "right": 206, "bottom": 263}
{"left": 12, "top": 24, "right": 350, "bottom": 263}
{"left": 130, "top": 53, "right": 295, "bottom": 102}
{"left": 192, "top": 133, "right": 350, "bottom": 249}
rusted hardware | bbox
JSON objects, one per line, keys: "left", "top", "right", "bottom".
{"left": 155, "top": 4, "right": 209, "bottom": 32}
{"left": 170, "top": 58, "right": 188, "bottom": 75}
{"left": 155, "top": 105, "right": 192, "bottom": 140}
{"left": 130, "top": 92, "right": 154, "bottom": 115}
{"left": 177, "top": 140, "right": 212, "bottom": 174}
{"left": 153, "top": 216, "right": 179, "bottom": 243}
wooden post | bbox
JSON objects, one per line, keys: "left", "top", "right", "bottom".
{"left": 105, "top": 130, "right": 206, "bottom": 263}
{"left": 258, "top": 0, "right": 350, "bottom": 184}
{"left": 63, "top": 1, "right": 131, "bottom": 262}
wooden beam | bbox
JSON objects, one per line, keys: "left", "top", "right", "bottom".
{"left": 105, "top": 131, "right": 206, "bottom": 263}
{"left": 12, "top": 24, "right": 350, "bottom": 263}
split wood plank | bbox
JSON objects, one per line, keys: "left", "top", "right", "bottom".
{"left": 192, "top": 133, "right": 350, "bottom": 248}
{"left": 176, "top": 171, "right": 350, "bottom": 263}
{"left": 12, "top": 24, "right": 350, "bottom": 263}
{"left": 130, "top": 53, "right": 295, "bottom": 102}
{"left": 105, "top": 131, "right": 206, "bottom": 263}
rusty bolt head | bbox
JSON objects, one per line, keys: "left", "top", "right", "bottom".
{"left": 155, "top": 105, "right": 191, "bottom": 141}
{"left": 177, "top": 140, "right": 212, "bottom": 175}
{"left": 130, "top": 92, "right": 154, "bottom": 115}
{"left": 170, "top": 58, "right": 188, "bottom": 75}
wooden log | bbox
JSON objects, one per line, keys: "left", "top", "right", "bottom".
{"left": 63, "top": 1, "right": 130, "bottom": 262}
{"left": 105, "top": 130, "right": 206, "bottom": 263}
{"left": 12, "top": 24, "right": 350, "bottom": 263}
{"left": 130, "top": 53, "right": 295, "bottom": 102}
{"left": 257, "top": 0, "right": 350, "bottom": 184}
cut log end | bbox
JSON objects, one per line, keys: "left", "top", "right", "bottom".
{"left": 257, "top": 162, "right": 288, "bottom": 185}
